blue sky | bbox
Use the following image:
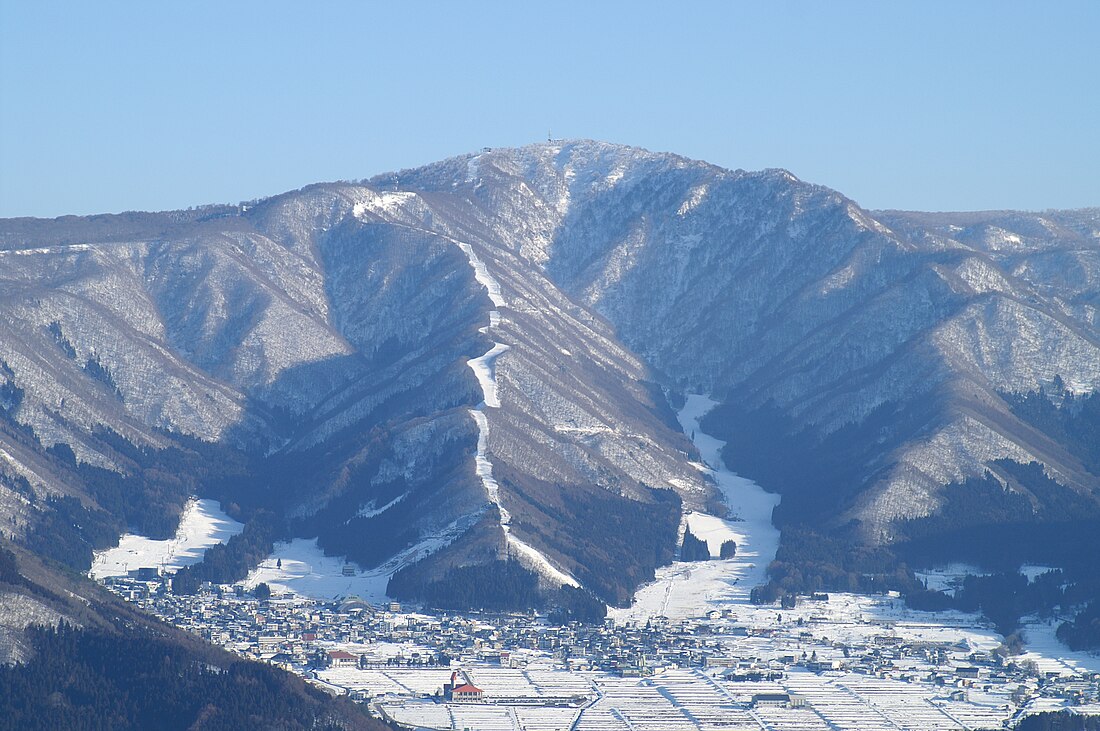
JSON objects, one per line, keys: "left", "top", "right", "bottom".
{"left": 1, "top": 1, "right": 1097, "bottom": 217}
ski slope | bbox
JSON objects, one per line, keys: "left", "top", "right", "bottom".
{"left": 89, "top": 498, "right": 243, "bottom": 579}
{"left": 610, "top": 394, "right": 780, "bottom": 621}
{"left": 457, "top": 237, "right": 579, "bottom": 588}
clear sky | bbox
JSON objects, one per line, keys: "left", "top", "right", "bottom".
{"left": 1, "top": 1, "right": 1097, "bottom": 218}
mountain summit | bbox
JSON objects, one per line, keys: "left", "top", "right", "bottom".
{"left": 2, "top": 140, "right": 1098, "bottom": 614}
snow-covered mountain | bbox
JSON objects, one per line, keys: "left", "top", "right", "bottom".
{"left": 2, "top": 140, "right": 1098, "bottom": 606}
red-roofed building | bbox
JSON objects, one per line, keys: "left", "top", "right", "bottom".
{"left": 451, "top": 683, "right": 483, "bottom": 703}
{"left": 327, "top": 650, "right": 358, "bottom": 668}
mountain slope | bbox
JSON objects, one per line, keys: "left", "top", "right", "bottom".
{"left": 418, "top": 143, "right": 1100, "bottom": 541}
{"left": 1, "top": 140, "right": 1098, "bottom": 611}
{"left": 0, "top": 163, "right": 709, "bottom": 608}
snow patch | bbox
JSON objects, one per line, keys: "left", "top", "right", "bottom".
{"left": 683, "top": 511, "right": 740, "bottom": 557}
{"left": 820, "top": 263, "right": 858, "bottom": 293}
{"left": 357, "top": 494, "right": 406, "bottom": 519}
{"left": 1, "top": 244, "right": 94, "bottom": 256}
{"left": 351, "top": 191, "right": 417, "bottom": 219}
{"left": 352, "top": 187, "right": 415, "bottom": 216}
{"left": 1021, "top": 564, "right": 1057, "bottom": 582}
{"left": 914, "top": 563, "right": 990, "bottom": 596}
{"left": 677, "top": 184, "right": 709, "bottom": 216}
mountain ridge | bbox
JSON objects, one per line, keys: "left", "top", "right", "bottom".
{"left": 1, "top": 140, "right": 1098, "bottom": 613}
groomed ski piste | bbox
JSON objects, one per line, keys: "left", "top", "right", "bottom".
{"left": 89, "top": 498, "right": 243, "bottom": 579}
{"left": 458, "top": 239, "right": 580, "bottom": 589}
{"left": 610, "top": 394, "right": 781, "bottom": 622}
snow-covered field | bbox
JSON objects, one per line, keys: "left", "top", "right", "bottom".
{"left": 374, "top": 665, "right": 1012, "bottom": 731}
{"left": 915, "top": 563, "right": 989, "bottom": 595}
{"left": 291, "top": 581, "right": 1100, "bottom": 731}
{"left": 611, "top": 394, "right": 780, "bottom": 621}
{"left": 241, "top": 538, "right": 390, "bottom": 602}
{"left": 89, "top": 498, "right": 243, "bottom": 579}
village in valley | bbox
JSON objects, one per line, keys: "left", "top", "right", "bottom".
{"left": 99, "top": 569, "right": 1100, "bottom": 731}
{"left": 84, "top": 396, "right": 1100, "bottom": 730}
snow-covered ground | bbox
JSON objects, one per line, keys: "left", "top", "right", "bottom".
{"left": 375, "top": 664, "right": 1014, "bottom": 731}
{"left": 240, "top": 515, "right": 475, "bottom": 603}
{"left": 610, "top": 394, "right": 780, "bottom": 621}
{"left": 357, "top": 494, "right": 406, "bottom": 519}
{"left": 1021, "top": 564, "right": 1057, "bottom": 582}
{"left": 241, "top": 538, "right": 390, "bottom": 602}
{"left": 1019, "top": 614, "right": 1100, "bottom": 676}
{"left": 89, "top": 498, "right": 243, "bottom": 579}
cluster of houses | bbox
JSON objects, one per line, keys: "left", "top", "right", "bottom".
{"left": 98, "top": 574, "right": 1100, "bottom": 715}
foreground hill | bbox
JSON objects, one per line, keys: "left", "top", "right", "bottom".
{"left": 0, "top": 545, "right": 387, "bottom": 729}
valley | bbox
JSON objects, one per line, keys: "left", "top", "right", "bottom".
{"left": 81, "top": 393, "right": 1100, "bottom": 728}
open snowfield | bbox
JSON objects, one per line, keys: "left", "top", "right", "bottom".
{"left": 89, "top": 498, "right": 243, "bottom": 579}
{"left": 610, "top": 394, "right": 780, "bottom": 622}
{"left": 241, "top": 538, "right": 390, "bottom": 602}
{"left": 240, "top": 514, "right": 475, "bottom": 602}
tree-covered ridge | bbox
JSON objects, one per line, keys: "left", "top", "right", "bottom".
{"left": 1016, "top": 711, "right": 1100, "bottom": 731}
{"left": 0, "top": 623, "right": 391, "bottom": 731}
{"left": 1008, "top": 380, "right": 1100, "bottom": 477}
{"left": 387, "top": 558, "right": 607, "bottom": 623}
